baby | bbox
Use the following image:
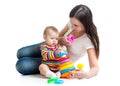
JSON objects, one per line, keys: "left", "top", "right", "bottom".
{"left": 39, "top": 26, "right": 67, "bottom": 78}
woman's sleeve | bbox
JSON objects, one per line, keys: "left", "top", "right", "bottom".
{"left": 85, "top": 37, "right": 94, "bottom": 50}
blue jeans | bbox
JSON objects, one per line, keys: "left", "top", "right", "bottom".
{"left": 16, "top": 42, "right": 44, "bottom": 75}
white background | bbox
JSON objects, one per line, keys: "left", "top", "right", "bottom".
{"left": 0, "top": 0, "right": 120, "bottom": 86}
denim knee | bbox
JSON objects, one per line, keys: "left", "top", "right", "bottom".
{"left": 17, "top": 42, "right": 45, "bottom": 59}
{"left": 16, "top": 57, "right": 42, "bottom": 75}
{"left": 17, "top": 47, "right": 32, "bottom": 59}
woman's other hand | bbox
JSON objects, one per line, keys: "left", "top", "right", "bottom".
{"left": 69, "top": 70, "right": 88, "bottom": 79}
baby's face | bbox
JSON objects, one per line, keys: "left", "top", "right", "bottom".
{"left": 44, "top": 31, "right": 59, "bottom": 47}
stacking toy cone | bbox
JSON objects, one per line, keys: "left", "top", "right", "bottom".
{"left": 58, "top": 56, "right": 76, "bottom": 78}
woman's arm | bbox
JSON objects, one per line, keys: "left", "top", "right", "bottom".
{"left": 70, "top": 48, "right": 99, "bottom": 79}
{"left": 59, "top": 24, "right": 68, "bottom": 37}
{"left": 86, "top": 48, "right": 99, "bottom": 78}
{"left": 59, "top": 24, "right": 72, "bottom": 46}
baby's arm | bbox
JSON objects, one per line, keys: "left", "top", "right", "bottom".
{"left": 40, "top": 44, "right": 67, "bottom": 60}
{"left": 40, "top": 44, "right": 57, "bottom": 60}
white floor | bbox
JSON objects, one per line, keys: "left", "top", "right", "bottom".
{"left": 0, "top": 0, "right": 120, "bottom": 86}
{"left": 2, "top": 65, "right": 120, "bottom": 86}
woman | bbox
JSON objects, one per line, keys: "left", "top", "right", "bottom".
{"left": 59, "top": 4, "right": 99, "bottom": 79}
{"left": 16, "top": 4, "right": 99, "bottom": 79}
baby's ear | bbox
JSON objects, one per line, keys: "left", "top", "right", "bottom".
{"left": 43, "top": 35, "right": 46, "bottom": 39}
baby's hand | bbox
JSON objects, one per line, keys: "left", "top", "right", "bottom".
{"left": 56, "top": 50, "right": 67, "bottom": 57}
{"left": 59, "top": 45, "right": 67, "bottom": 51}
{"left": 57, "top": 51, "right": 68, "bottom": 57}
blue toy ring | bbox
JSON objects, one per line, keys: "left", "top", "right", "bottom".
{"left": 55, "top": 79, "right": 64, "bottom": 84}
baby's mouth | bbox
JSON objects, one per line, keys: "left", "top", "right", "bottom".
{"left": 53, "top": 43, "right": 57, "bottom": 45}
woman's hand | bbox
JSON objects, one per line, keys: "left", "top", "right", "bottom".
{"left": 69, "top": 70, "right": 88, "bottom": 79}
{"left": 61, "top": 37, "right": 72, "bottom": 46}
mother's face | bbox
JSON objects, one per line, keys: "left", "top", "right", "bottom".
{"left": 70, "top": 18, "right": 85, "bottom": 32}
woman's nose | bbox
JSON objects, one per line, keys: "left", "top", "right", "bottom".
{"left": 72, "top": 27, "right": 77, "bottom": 30}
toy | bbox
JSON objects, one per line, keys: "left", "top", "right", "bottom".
{"left": 60, "top": 63, "right": 74, "bottom": 70}
{"left": 55, "top": 79, "right": 64, "bottom": 84}
{"left": 59, "top": 56, "right": 76, "bottom": 78}
{"left": 47, "top": 77, "right": 58, "bottom": 83}
{"left": 57, "top": 51, "right": 68, "bottom": 57}
{"left": 60, "top": 67, "right": 75, "bottom": 74}
{"left": 77, "top": 63, "right": 84, "bottom": 70}
{"left": 47, "top": 77, "right": 64, "bottom": 84}
{"left": 67, "top": 34, "right": 74, "bottom": 43}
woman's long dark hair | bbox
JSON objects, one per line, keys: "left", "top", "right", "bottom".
{"left": 69, "top": 4, "right": 100, "bottom": 58}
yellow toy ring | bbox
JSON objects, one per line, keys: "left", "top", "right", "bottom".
{"left": 60, "top": 61, "right": 73, "bottom": 67}
{"left": 60, "top": 63, "right": 74, "bottom": 70}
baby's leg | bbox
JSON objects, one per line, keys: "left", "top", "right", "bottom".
{"left": 39, "top": 64, "right": 56, "bottom": 78}
{"left": 55, "top": 71, "right": 61, "bottom": 78}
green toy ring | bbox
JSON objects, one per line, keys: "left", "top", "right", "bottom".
{"left": 47, "top": 77, "right": 58, "bottom": 83}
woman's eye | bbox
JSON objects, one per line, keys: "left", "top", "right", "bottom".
{"left": 74, "top": 24, "right": 78, "bottom": 27}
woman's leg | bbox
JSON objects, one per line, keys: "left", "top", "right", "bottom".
{"left": 17, "top": 42, "right": 44, "bottom": 59}
{"left": 16, "top": 57, "right": 42, "bottom": 75}
{"left": 16, "top": 42, "right": 44, "bottom": 75}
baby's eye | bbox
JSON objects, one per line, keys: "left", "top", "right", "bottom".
{"left": 55, "top": 38, "right": 58, "bottom": 40}
{"left": 51, "top": 37, "right": 55, "bottom": 39}
{"left": 55, "top": 38, "right": 59, "bottom": 40}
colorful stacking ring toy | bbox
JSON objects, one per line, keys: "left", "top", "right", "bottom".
{"left": 61, "top": 67, "right": 75, "bottom": 74}
{"left": 60, "top": 63, "right": 74, "bottom": 70}
{"left": 59, "top": 56, "right": 76, "bottom": 78}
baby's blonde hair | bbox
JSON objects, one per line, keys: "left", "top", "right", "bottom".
{"left": 43, "top": 26, "right": 59, "bottom": 36}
